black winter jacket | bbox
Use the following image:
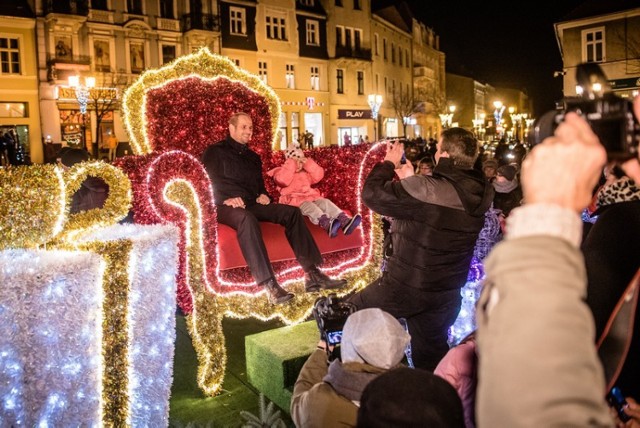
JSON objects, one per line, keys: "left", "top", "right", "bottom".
{"left": 363, "top": 158, "right": 494, "bottom": 292}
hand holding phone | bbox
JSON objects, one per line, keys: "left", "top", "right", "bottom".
{"left": 607, "top": 386, "right": 631, "bottom": 422}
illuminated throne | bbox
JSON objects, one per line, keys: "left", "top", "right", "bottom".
{"left": 115, "top": 48, "right": 385, "bottom": 395}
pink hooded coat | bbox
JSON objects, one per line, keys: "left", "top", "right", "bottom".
{"left": 267, "top": 157, "right": 324, "bottom": 207}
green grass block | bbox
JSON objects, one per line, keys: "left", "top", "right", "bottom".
{"left": 245, "top": 321, "right": 318, "bottom": 414}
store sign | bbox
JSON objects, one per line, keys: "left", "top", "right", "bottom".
{"left": 338, "top": 109, "right": 372, "bottom": 119}
{"left": 609, "top": 77, "right": 640, "bottom": 90}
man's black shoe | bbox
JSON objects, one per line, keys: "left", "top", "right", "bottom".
{"left": 304, "top": 267, "right": 347, "bottom": 292}
{"left": 263, "top": 278, "right": 294, "bottom": 304}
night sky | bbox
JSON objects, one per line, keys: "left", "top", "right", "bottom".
{"left": 404, "top": 0, "right": 587, "bottom": 117}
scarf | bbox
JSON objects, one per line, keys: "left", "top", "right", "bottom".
{"left": 493, "top": 178, "right": 518, "bottom": 194}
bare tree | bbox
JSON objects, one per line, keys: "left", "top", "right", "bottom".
{"left": 610, "top": 27, "right": 640, "bottom": 74}
{"left": 87, "top": 71, "right": 129, "bottom": 158}
{"left": 414, "top": 83, "right": 446, "bottom": 116}
{"left": 390, "top": 87, "right": 419, "bottom": 137}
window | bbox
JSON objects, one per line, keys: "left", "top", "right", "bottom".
{"left": 278, "top": 112, "right": 287, "bottom": 150}
{"left": 383, "top": 38, "right": 387, "bottom": 60}
{"left": 374, "top": 33, "right": 379, "bottom": 56}
{"left": 391, "top": 42, "right": 395, "bottom": 63}
{"left": 0, "top": 102, "right": 27, "bottom": 118}
{"left": 335, "top": 0, "right": 342, "bottom": 6}
{"left": 384, "top": 76, "right": 387, "bottom": 93}
{"left": 259, "top": 61, "right": 268, "bottom": 83}
{"left": 92, "top": 0, "right": 108, "bottom": 10}
{"left": 162, "top": 45, "right": 176, "bottom": 64}
{"left": 230, "top": 7, "right": 246, "bottom": 35}
{"left": 266, "top": 14, "right": 287, "bottom": 40}
{"left": 357, "top": 71, "right": 363, "bottom": 95}
{"left": 93, "top": 39, "right": 111, "bottom": 72}
{"left": 130, "top": 42, "right": 145, "bottom": 74}
{"left": 405, "top": 49, "right": 409, "bottom": 68}
{"left": 354, "top": 29, "right": 361, "bottom": 50}
{"left": 583, "top": 28, "right": 605, "bottom": 63}
{"left": 375, "top": 73, "right": 379, "bottom": 92}
{"left": 159, "top": 0, "right": 174, "bottom": 19}
{"left": 126, "top": 0, "right": 142, "bottom": 14}
{"left": 291, "top": 112, "right": 300, "bottom": 143}
{"left": 232, "top": 58, "right": 241, "bottom": 67}
{"left": 336, "top": 69, "right": 344, "bottom": 94}
{"left": 354, "top": 0, "right": 361, "bottom": 9}
{"left": 345, "top": 28, "right": 352, "bottom": 49}
{"left": 310, "top": 66, "right": 319, "bottom": 90}
{"left": 336, "top": 26, "right": 343, "bottom": 47}
{"left": 0, "top": 37, "right": 21, "bottom": 75}
{"left": 286, "top": 64, "right": 295, "bottom": 89}
{"left": 306, "top": 20, "right": 319, "bottom": 46}
{"left": 398, "top": 46, "right": 403, "bottom": 66}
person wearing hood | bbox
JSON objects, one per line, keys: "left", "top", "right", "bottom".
{"left": 492, "top": 164, "right": 523, "bottom": 217}
{"left": 290, "top": 308, "right": 411, "bottom": 428}
{"left": 347, "top": 128, "right": 494, "bottom": 371}
{"left": 60, "top": 148, "right": 109, "bottom": 213}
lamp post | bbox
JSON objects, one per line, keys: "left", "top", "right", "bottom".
{"left": 68, "top": 75, "right": 95, "bottom": 155}
{"left": 439, "top": 105, "right": 456, "bottom": 130}
{"left": 472, "top": 113, "right": 486, "bottom": 140}
{"left": 493, "top": 101, "right": 505, "bottom": 139}
{"left": 367, "top": 94, "right": 383, "bottom": 141}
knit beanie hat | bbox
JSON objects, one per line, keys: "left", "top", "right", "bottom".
{"left": 285, "top": 143, "right": 305, "bottom": 161}
{"left": 482, "top": 158, "right": 499, "bottom": 170}
{"left": 340, "top": 308, "right": 411, "bottom": 369}
{"left": 497, "top": 164, "right": 517, "bottom": 181}
{"left": 357, "top": 367, "right": 465, "bottom": 428}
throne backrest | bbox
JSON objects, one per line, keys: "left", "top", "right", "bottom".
{"left": 123, "top": 48, "right": 281, "bottom": 163}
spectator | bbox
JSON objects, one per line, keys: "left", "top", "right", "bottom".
{"left": 492, "top": 164, "right": 523, "bottom": 217}
{"left": 415, "top": 156, "right": 434, "bottom": 176}
{"left": 357, "top": 366, "right": 464, "bottom": 428}
{"left": 60, "top": 148, "right": 109, "bottom": 213}
{"left": 482, "top": 158, "right": 499, "bottom": 182}
{"left": 475, "top": 107, "right": 629, "bottom": 426}
{"left": 347, "top": 128, "right": 494, "bottom": 371}
{"left": 290, "top": 308, "right": 411, "bottom": 428}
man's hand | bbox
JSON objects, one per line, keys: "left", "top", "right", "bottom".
{"left": 521, "top": 112, "right": 606, "bottom": 213}
{"left": 256, "top": 194, "right": 270, "bottom": 205}
{"left": 384, "top": 140, "right": 405, "bottom": 169}
{"left": 223, "top": 197, "right": 246, "bottom": 209}
{"left": 621, "top": 96, "right": 640, "bottom": 183}
{"left": 396, "top": 162, "right": 415, "bottom": 179}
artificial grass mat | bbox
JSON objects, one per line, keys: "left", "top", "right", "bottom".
{"left": 169, "top": 315, "right": 298, "bottom": 427}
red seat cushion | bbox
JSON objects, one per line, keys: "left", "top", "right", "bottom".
{"left": 217, "top": 216, "right": 363, "bottom": 270}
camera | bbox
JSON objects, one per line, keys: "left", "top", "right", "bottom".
{"left": 528, "top": 62, "right": 639, "bottom": 161}
{"left": 312, "top": 293, "right": 357, "bottom": 360}
{"left": 606, "top": 386, "right": 631, "bottom": 422}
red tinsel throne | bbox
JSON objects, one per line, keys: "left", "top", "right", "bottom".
{"left": 115, "top": 48, "right": 384, "bottom": 395}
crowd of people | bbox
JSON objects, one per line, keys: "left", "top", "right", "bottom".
{"left": 289, "top": 96, "right": 640, "bottom": 426}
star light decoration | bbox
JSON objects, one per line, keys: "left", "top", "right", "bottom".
{"left": 116, "top": 47, "right": 384, "bottom": 395}
{"left": 0, "top": 163, "right": 179, "bottom": 426}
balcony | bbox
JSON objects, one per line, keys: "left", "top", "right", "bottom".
{"left": 181, "top": 13, "right": 221, "bottom": 32}
{"left": 44, "top": 0, "right": 89, "bottom": 16}
{"left": 334, "top": 45, "right": 371, "bottom": 61}
{"left": 47, "top": 54, "right": 92, "bottom": 67}
{"left": 157, "top": 17, "right": 180, "bottom": 32}
{"left": 88, "top": 8, "right": 114, "bottom": 24}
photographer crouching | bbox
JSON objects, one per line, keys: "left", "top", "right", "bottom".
{"left": 290, "top": 308, "right": 410, "bottom": 427}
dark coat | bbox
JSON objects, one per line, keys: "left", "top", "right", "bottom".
{"left": 201, "top": 136, "right": 269, "bottom": 207}
{"left": 362, "top": 158, "right": 494, "bottom": 292}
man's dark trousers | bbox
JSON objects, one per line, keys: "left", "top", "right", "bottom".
{"left": 216, "top": 203, "right": 323, "bottom": 283}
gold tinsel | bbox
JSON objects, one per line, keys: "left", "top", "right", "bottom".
{"left": 59, "top": 161, "right": 132, "bottom": 241}
{"left": 0, "top": 165, "right": 66, "bottom": 249}
{"left": 122, "top": 47, "right": 281, "bottom": 154}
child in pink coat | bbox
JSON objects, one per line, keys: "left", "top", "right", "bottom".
{"left": 267, "top": 144, "right": 361, "bottom": 238}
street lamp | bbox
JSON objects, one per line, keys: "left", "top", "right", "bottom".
{"left": 439, "top": 105, "right": 456, "bottom": 129}
{"left": 509, "top": 107, "right": 527, "bottom": 142}
{"left": 68, "top": 75, "right": 95, "bottom": 154}
{"left": 493, "top": 101, "right": 505, "bottom": 139}
{"left": 472, "top": 113, "right": 486, "bottom": 140}
{"left": 367, "top": 94, "right": 383, "bottom": 141}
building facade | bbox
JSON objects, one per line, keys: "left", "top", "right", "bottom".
{"left": 1, "top": 1, "right": 42, "bottom": 164}
{"left": 19, "top": 0, "right": 446, "bottom": 163}
{"left": 555, "top": 2, "right": 640, "bottom": 100}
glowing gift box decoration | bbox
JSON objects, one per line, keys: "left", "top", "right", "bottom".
{"left": 0, "top": 249, "right": 104, "bottom": 426}
{"left": 116, "top": 47, "right": 387, "bottom": 395}
{"left": 0, "top": 163, "right": 180, "bottom": 426}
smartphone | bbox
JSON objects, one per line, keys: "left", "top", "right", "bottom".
{"left": 326, "top": 330, "right": 343, "bottom": 346}
{"left": 607, "top": 386, "right": 631, "bottom": 422}
{"left": 400, "top": 152, "right": 407, "bottom": 164}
